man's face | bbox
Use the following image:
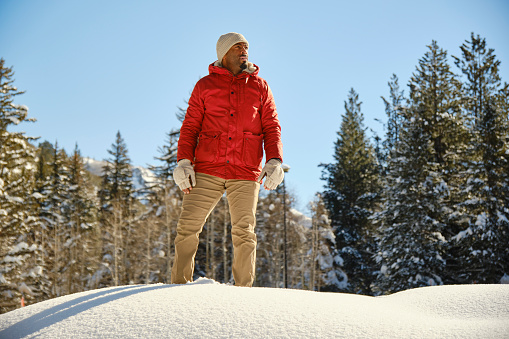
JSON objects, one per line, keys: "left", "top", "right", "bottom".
{"left": 222, "top": 42, "right": 249, "bottom": 70}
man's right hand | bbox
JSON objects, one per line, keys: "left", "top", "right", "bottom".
{"left": 257, "top": 158, "right": 284, "bottom": 190}
{"left": 173, "top": 159, "right": 196, "bottom": 194}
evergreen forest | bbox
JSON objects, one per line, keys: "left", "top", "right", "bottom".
{"left": 1, "top": 33, "right": 508, "bottom": 313}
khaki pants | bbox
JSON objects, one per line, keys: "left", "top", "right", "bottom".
{"left": 171, "top": 173, "right": 260, "bottom": 287}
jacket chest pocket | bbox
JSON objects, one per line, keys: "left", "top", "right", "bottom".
{"left": 195, "top": 131, "right": 220, "bottom": 163}
{"left": 243, "top": 133, "right": 264, "bottom": 168}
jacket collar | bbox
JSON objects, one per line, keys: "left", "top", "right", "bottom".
{"left": 209, "top": 61, "right": 259, "bottom": 77}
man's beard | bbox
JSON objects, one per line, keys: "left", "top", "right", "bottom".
{"left": 239, "top": 61, "right": 247, "bottom": 70}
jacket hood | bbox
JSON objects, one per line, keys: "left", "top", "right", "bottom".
{"left": 210, "top": 61, "right": 259, "bottom": 77}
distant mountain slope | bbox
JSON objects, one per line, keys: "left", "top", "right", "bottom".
{"left": 83, "top": 157, "right": 157, "bottom": 192}
{"left": 0, "top": 280, "right": 508, "bottom": 338}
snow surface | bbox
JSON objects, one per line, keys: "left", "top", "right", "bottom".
{"left": 1, "top": 279, "right": 508, "bottom": 338}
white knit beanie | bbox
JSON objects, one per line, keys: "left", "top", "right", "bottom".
{"left": 216, "top": 32, "right": 249, "bottom": 64}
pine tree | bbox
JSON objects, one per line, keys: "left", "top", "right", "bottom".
{"left": 95, "top": 131, "right": 136, "bottom": 286}
{"left": 375, "top": 115, "right": 448, "bottom": 293}
{"left": 106, "top": 131, "right": 134, "bottom": 208}
{"left": 309, "top": 193, "right": 347, "bottom": 291}
{"left": 39, "top": 142, "right": 71, "bottom": 297}
{"left": 380, "top": 74, "right": 406, "bottom": 166}
{"left": 255, "top": 189, "right": 285, "bottom": 287}
{"left": 66, "top": 144, "right": 99, "bottom": 292}
{"left": 36, "top": 141, "right": 55, "bottom": 180}
{"left": 320, "top": 88, "right": 379, "bottom": 294}
{"left": 285, "top": 195, "right": 311, "bottom": 289}
{"left": 451, "top": 34, "right": 509, "bottom": 283}
{"left": 0, "top": 59, "right": 44, "bottom": 312}
{"left": 375, "top": 41, "right": 465, "bottom": 293}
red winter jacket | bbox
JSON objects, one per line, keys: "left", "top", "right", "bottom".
{"left": 177, "top": 62, "right": 283, "bottom": 181}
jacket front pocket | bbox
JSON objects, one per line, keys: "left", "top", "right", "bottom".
{"left": 243, "top": 133, "right": 264, "bottom": 168}
{"left": 195, "top": 131, "right": 220, "bottom": 163}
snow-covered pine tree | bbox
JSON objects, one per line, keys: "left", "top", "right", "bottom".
{"left": 106, "top": 131, "right": 134, "bottom": 208}
{"left": 255, "top": 189, "right": 285, "bottom": 287}
{"left": 309, "top": 193, "right": 347, "bottom": 292}
{"left": 39, "top": 142, "right": 71, "bottom": 297}
{"left": 320, "top": 88, "right": 379, "bottom": 295}
{"left": 451, "top": 33, "right": 509, "bottom": 283}
{"left": 66, "top": 144, "right": 99, "bottom": 292}
{"left": 375, "top": 41, "right": 465, "bottom": 293}
{"left": 98, "top": 162, "right": 112, "bottom": 215}
{"left": 96, "top": 166, "right": 114, "bottom": 287}
{"left": 36, "top": 141, "right": 55, "bottom": 181}
{"left": 255, "top": 183, "right": 310, "bottom": 288}
{"left": 0, "top": 59, "right": 44, "bottom": 313}
{"left": 375, "top": 115, "right": 448, "bottom": 294}
{"left": 30, "top": 141, "right": 56, "bottom": 303}
{"left": 286, "top": 199, "right": 311, "bottom": 289}
{"left": 370, "top": 77, "right": 409, "bottom": 291}
{"left": 96, "top": 131, "right": 136, "bottom": 286}
{"left": 380, "top": 74, "right": 406, "bottom": 168}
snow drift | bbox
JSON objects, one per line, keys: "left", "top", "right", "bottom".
{"left": 0, "top": 279, "right": 508, "bottom": 338}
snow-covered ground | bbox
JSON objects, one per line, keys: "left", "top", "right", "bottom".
{"left": 1, "top": 279, "right": 508, "bottom": 338}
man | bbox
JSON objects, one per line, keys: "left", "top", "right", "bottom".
{"left": 171, "top": 32, "right": 284, "bottom": 287}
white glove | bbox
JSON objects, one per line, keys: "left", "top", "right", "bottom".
{"left": 257, "top": 159, "right": 284, "bottom": 190}
{"left": 173, "top": 159, "right": 196, "bottom": 191}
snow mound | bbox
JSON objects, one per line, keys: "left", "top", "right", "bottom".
{"left": 0, "top": 279, "right": 508, "bottom": 338}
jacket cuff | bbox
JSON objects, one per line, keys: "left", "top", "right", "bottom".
{"left": 267, "top": 158, "right": 282, "bottom": 164}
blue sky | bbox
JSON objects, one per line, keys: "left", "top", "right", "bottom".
{"left": 1, "top": 0, "right": 508, "bottom": 212}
